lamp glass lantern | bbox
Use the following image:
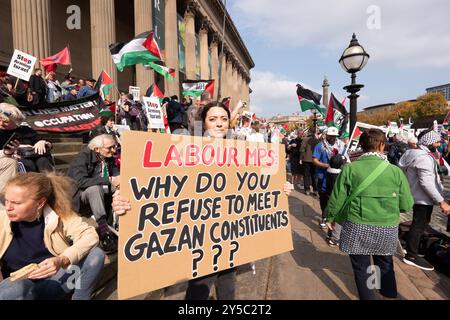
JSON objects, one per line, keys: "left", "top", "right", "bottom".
{"left": 339, "top": 34, "right": 370, "bottom": 74}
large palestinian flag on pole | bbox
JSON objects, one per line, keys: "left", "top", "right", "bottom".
{"left": 296, "top": 84, "right": 325, "bottom": 116}
{"left": 110, "top": 32, "right": 162, "bottom": 72}
{"left": 326, "top": 93, "right": 349, "bottom": 135}
{"left": 182, "top": 80, "right": 215, "bottom": 98}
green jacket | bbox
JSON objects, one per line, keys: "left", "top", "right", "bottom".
{"left": 327, "top": 155, "right": 414, "bottom": 227}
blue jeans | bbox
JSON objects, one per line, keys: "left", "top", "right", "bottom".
{"left": 0, "top": 247, "right": 105, "bottom": 300}
{"left": 349, "top": 255, "right": 397, "bottom": 300}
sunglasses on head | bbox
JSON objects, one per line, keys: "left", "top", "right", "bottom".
{"left": 0, "top": 110, "right": 12, "bottom": 117}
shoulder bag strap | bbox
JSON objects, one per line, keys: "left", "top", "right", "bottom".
{"left": 337, "top": 161, "right": 390, "bottom": 217}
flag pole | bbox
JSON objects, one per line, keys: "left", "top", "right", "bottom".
{"left": 67, "top": 44, "right": 73, "bottom": 74}
{"left": 13, "top": 78, "right": 19, "bottom": 91}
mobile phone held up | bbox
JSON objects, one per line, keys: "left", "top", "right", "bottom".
{"left": 1, "top": 132, "right": 19, "bottom": 150}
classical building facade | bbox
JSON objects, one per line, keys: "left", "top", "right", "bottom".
{"left": 0, "top": 0, "right": 254, "bottom": 107}
{"left": 268, "top": 115, "right": 308, "bottom": 130}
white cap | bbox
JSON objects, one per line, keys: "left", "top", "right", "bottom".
{"left": 326, "top": 126, "right": 340, "bottom": 137}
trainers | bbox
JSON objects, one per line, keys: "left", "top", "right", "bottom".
{"left": 100, "top": 233, "right": 118, "bottom": 254}
{"left": 403, "top": 254, "right": 434, "bottom": 271}
{"left": 319, "top": 218, "right": 327, "bottom": 230}
{"left": 327, "top": 238, "right": 338, "bottom": 247}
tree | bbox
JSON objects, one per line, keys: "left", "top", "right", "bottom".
{"left": 358, "top": 92, "right": 449, "bottom": 125}
{"left": 414, "top": 93, "right": 448, "bottom": 117}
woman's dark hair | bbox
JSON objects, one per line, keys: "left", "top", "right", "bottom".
{"left": 200, "top": 101, "right": 231, "bottom": 125}
{"left": 360, "top": 129, "right": 386, "bottom": 152}
{"left": 100, "top": 116, "right": 114, "bottom": 126}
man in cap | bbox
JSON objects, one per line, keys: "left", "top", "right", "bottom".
{"left": 77, "top": 78, "right": 97, "bottom": 98}
{"left": 312, "top": 126, "right": 346, "bottom": 229}
{"left": 399, "top": 129, "right": 450, "bottom": 270}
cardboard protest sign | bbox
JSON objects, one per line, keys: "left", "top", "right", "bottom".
{"left": 7, "top": 50, "right": 37, "bottom": 82}
{"left": 118, "top": 132, "right": 293, "bottom": 300}
{"left": 129, "top": 86, "right": 141, "bottom": 101}
{"left": 142, "top": 97, "right": 165, "bottom": 129}
{"left": 347, "top": 122, "right": 387, "bottom": 154}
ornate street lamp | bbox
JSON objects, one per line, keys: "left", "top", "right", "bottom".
{"left": 339, "top": 33, "right": 370, "bottom": 134}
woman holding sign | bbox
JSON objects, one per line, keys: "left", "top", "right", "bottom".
{"left": 113, "top": 101, "right": 294, "bottom": 300}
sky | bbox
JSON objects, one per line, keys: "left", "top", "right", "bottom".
{"left": 227, "top": 0, "right": 450, "bottom": 119}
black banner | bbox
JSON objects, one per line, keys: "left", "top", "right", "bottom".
{"left": 19, "top": 94, "right": 101, "bottom": 133}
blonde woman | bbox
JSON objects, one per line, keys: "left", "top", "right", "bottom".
{"left": 0, "top": 173, "right": 105, "bottom": 300}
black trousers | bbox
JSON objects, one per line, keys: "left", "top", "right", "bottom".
{"left": 349, "top": 255, "right": 397, "bottom": 300}
{"left": 303, "top": 162, "right": 317, "bottom": 192}
{"left": 20, "top": 155, "right": 54, "bottom": 173}
{"left": 185, "top": 268, "right": 236, "bottom": 300}
{"left": 406, "top": 204, "right": 433, "bottom": 256}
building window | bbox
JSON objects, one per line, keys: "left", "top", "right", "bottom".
{"left": 152, "top": 0, "right": 165, "bottom": 50}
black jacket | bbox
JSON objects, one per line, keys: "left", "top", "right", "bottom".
{"left": 67, "top": 147, "right": 120, "bottom": 211}
{"left": 29, "top": 75, "right": 47, "bottom": 95}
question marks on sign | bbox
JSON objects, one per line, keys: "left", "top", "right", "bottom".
{"left": 212, "top": 244, "right": 223, "bottom": 272}
{"left": 192, "top": 249, "right": 204, "bottom": 278}
{"left": 229, "top": 241, "right": 240, "bottom": 268}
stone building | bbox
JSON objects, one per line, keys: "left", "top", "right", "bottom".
{"left": 0, "top": 0, "right": 254, "bottom": 107}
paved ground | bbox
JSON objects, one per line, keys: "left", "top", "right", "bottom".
{"left": 97, "top": 188, "right": 450, "bottom": 300}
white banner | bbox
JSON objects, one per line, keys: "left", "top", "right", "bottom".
{"left": 129, "top": 86, "right": 141, "bottom": 102}
{"left": 7, "top": 50, "right": 37, "bottom": 82}
{"left": 143, "top": 96, "right": 165, "bottom": 129}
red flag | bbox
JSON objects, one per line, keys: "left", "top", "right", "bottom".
{"left": 40, "top": 47, "right": 71, "bottom": 73}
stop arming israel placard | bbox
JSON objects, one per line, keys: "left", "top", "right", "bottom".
{"left": 118, "top": 132, "right": 293, "bottom": 300}
{"left": 142, "top": 96, "right": 165, "bottom": 129}
{"left": 7, "top": 50, "right": 37, "bottom": 82}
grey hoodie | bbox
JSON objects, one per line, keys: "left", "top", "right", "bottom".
{"left": 398, "top": 148, "right": 444, "bottom": 205}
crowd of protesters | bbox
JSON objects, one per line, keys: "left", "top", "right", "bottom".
{"left": 0, "top": 68, "right": 297, "bottom": 300}
{"left": 283, "top": 124, "right": 450, "bottom": 300}
{"left": 2, "top": 67, "right": 450, "bottom": 301}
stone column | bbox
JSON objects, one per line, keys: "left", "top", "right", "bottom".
{"left": 219, "top": 52, "right": 227, "bottom": 99}
{"left": 164, "top": 0, "right": 179, "bottom": 97}
{"left": 236, "top": 72, "right": 244, "bottom": 104}
{"left": 135, "top": 0, "right": 154, "bottom": 90}
{"left": 199, "top": 27, "right": 209, "bottom": 80}
{"left": 12, "top": 0, "right": 51, "bottom": 64}
{"left": 226, "top": 57, "right": 233, "bottom": 101}
{"left": 90, "top": 0, "right": 117, "bottom": 96}
{"left": 184, "top": 9, "right": 196, "bottom": 80}
{"left": 322, "top": 76, "right": 330, "bottom": 108}
{"left": 210, "top": 38, "right": 219, "bottom": 100}
{"left": 231, "top": 65, "right": 239, "bottom": 107}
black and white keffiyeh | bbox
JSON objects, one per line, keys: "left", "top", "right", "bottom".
{"left": 418, "top": 131, "right": 441, "bottom": 146}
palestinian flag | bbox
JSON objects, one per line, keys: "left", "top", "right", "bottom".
{"left": 444, "top": 111, "right": 450, "bottom": 134}
{"left": 296, "top": 84, "right": 325, "bottom": 116}
{"left": 182, "top": 80, "right": 215, "bottom": 98}
{"left": 96, "top": 70, "right": 114, "bottom": 100}
{"left": 352, "top": 126, "right": 363, "bottom": 142}
{"left": 110, "top": 31, "right": 162, "bottom": 72}
{"left": 148, "top": 83, "right": 165, "bottom": 100}
{"left": 326, "top": 93, "right": 349, "bottom": 135}
{"left": 222, "top": 97, "right": 231, "bottom": 110}
{"left": 147, "top": 62, "right": 175, "bottom": 81}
